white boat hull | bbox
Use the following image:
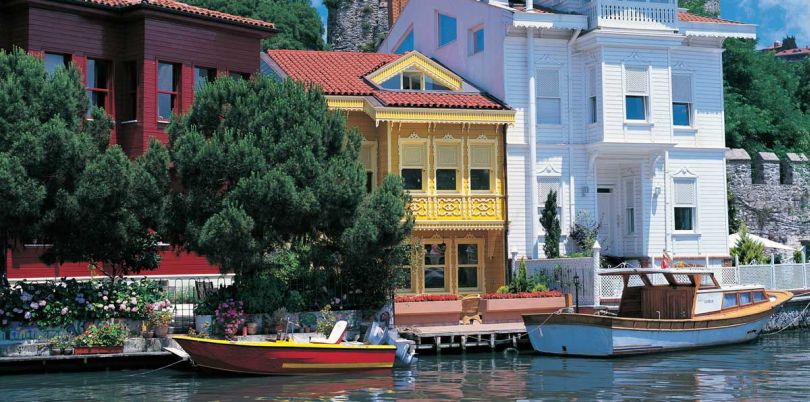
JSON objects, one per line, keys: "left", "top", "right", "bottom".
{"left": 525, "top": 315, "right": 772, "bottom": 357}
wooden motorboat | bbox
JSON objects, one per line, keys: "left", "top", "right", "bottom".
{"left": 173, "top": 321, "right": 396, "bottom": 375}
{"left": 523, "top": 268, "right": 792, "bottom": 357}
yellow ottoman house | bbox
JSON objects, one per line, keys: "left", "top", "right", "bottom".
{"left": 265, "top": 50, "right": 515, "bottom": 295}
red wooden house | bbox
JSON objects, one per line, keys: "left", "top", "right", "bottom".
{"left": 1, "top": 0, "right": 276, "bottom": 279}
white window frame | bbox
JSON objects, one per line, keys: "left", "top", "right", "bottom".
{"left": 537, "top": 68, "right": 562, "bottom": 126}
{"left": 623, "top": 65, "right": 651, "bottom": 123}
{"left": 399, "top": 137, "right": 429, "bottom": 194}
{"left": 434, "top": 137, "right": 462, "bottom": 193}
{"left": 672, "top": 177, "right": 698, "bottom": 233}
{"left": 468, "top": 136, "right": 497, "bottom": 194}
{"left": 671, "top": 73, "right": 694, "bottom": 128}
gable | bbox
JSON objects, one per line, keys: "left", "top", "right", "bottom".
{"left": 366, "top": 52, "right": 462, "bottom": 91}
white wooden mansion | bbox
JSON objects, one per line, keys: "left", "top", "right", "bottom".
{"left": 380, "top": 0, "right": 755, "bottom": 265}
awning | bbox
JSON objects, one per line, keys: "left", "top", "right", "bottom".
{"left": 729, "top": 233, "right": 795, "bottom": 251}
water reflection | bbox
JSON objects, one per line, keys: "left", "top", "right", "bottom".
{"left": 3, "top": 332, "right": 810, "bottom": 401}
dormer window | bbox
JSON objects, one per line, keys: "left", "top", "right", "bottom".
{"left": 380, "top": 70, "right": 452, "bottom": 91}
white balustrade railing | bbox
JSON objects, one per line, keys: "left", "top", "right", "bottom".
{"left": 586, "top": 0, "right": 678, "bottom": 29}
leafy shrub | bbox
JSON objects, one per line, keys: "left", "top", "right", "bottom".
{"left": 730, "top": 225, "right": 768, "bottom": 265}
{"left": 394, "top": 294, "right": 459, "bottom": 303}
{"left": 75, "top": 322, "right": 129, "bottom": 347}
{"left": 570, "top": 211, "right": 600, "bottom": 255}
{"left": 496, "top": 286, "right": 511, "bottom": 294}
{"left": 540, "top": 191, "right": 561, "bottom": 258}
{"left": 482, "top": 291, "right": 562, "bottom": 300}
{"left": 316, "top": 304, "right": 337, "bottom": 336}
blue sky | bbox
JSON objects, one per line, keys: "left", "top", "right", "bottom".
{"left": 721, "top": 0, "right": 810, "bottom": 48}
{"left": 311, "top": 1, "right": 809, "bottom": 49}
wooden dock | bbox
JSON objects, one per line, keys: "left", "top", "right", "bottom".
{"left": 397, "top": 322, "right": 531, "bottom": 353}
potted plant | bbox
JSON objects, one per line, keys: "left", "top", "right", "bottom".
{"left": 49, "top": 334, "right": 75, "bottom": 355}
{"left": 148, "top": 299, "right": 174, "bottom": 338}
{"left": 479, "top": 290, "right": 566, "bottom": 323}
{"left": 214, "top": 299, "right": 245, "bottom": 340}
{"left": 140, "top": 321, "right": 154, "bottom": 339}
{"left": 271, "top": 308, "right": 288, "bottom": 334}
{"left": 74, "top": 322, "right": 128, "bottom": 355}
{"left": 194, "top": 292, "right": 217, "bottom": 335}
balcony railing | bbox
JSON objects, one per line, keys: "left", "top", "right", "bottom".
{"left": 586, "top": 0, "right": 678, "bottom": 30}
{"left": 408, "top": 194, "right": 505, "bottom": 222}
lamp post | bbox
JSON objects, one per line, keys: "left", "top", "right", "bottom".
{"left": 573, "top": 273, "right": 580, "bottom": 313}
{"left": 510, "top": 248, "right": 518, "bottom": 282}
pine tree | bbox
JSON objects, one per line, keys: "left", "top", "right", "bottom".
{"left": 730, "top": 225, "right": 767, "bottom": 265}
{"left": 0, "top": 49, "right": 168, "bottom": 284}
{"left": 540, "top": 190, "right": 561, "bottom": 259}
{"left": 167, "top": 75, "right": 412, "bottom": 310}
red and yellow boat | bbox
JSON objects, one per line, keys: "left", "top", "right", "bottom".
{"left": 172, "top": 335, "right": 397, "bottom": 375}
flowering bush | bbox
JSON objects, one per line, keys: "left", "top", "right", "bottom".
{"left": 394, "top": 294, "right": 459, "bottom": 303}
{"left": 75, "top": 322, "right": 129, "bottom": 347}
{"left": 0, "top": 278, "right": 163, "bottom": 328}
{"left": 147, "top": 299, "right": 174, "bottom": 327}
{"left": 482, "top": 291, "right": 562, "bottom": 300}
{"left": 214, "top": 299, "right": 245, "bottom": 340}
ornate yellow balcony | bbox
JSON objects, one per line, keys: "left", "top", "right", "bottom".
{"left": 408, "top": 194, "right": 505, "bottom": 228}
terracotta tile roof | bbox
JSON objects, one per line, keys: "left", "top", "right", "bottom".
{"left": 373, "top": 91, "right": 504, "bottom": 110}
{"left": 267, "top": 50, "right": 506, "bottom": 110}
{"left": 776, "top": 47, "right": 810, "bottom": 57}
{"left": 70, "top": 0, "right": 275, "bottom": 30}
{"left": 678, "top": 11, "right": 741, "bottom": 25}
{"left": 268, "top": 50, "right": 399, "bottom": 95}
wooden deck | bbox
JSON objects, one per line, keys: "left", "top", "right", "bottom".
{"left": 397, "top": 322, "right": 530, "bottom": 352}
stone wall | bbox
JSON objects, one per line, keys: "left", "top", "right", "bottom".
{"left": 726, "top": 149, "right": 810, "bottom": 250}
{"left": 327, "top": 0, "right": 390, "bottom": 52}
{"left": 702, "top": 0, "right": 720, "bottom": 15}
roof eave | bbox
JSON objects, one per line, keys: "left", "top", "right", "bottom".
{"left": 678, "top": 22, "right": 756, "bottom": 40}
{"left": 512, "top": 12, "right": 588, "bottom": 30}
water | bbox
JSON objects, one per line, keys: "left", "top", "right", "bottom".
{"left": 3, "top": 331, "right": 810, "bottom": 401}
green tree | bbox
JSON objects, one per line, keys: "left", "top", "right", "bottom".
{"left": 540, "top": 190, "right": 561, "bottom": 259}
{"left": 678, "top": 0, "right": 716, "bottom": 17}
{"left": 781, "top": 36, "right": 798, "bottom": 51}
{"left": 730, "top": 225, "right": 768, "bottom": 265}
{"left": 727, "top": 188, "right": 741, "bottom": 234}
{"left": 167, "top": 75, "right": 411, "bottom": 311}
{"left": 184, "top": 0, "right": 325, "bottom": 51}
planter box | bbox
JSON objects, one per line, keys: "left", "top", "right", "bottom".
{"left": 394, "top": 300, "right": 463, "bottom": 327}
{"left": 73, "top": 346, "right": 124, "bottom": 355}
{"left": 479, "top": 297, "right": 567, "bottom": 324}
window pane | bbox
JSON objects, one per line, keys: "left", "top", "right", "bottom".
{"left": 395, "top": 31, "right": 414, "bottom": 54}
{"left": 538, "top": 98, "right": 561, "bottom": 125}
{"left": 458, "top": 244, "right": 478, "bottom": 265}
{"left": 424, "top": 268, "right": 445, "bottom": 289}
{"left": 403, "top": 72, "right": 422, "bottom": 90}
{"left": 753, "top": 291, "right": 766, "bottom": 302}
{"left": 439, "top": 14, "right": 457, "bottom": 47}
{"left": 381, "top": 76, "right": 400, "bottom": 90}
{"left": 673, "top": 102, "right": 691, "bottom": 126}
{"left": 458, "top": 267, "right": 478, "bottom": 288}
{"left": 436, "top": 169, "right": 456, "bottom": 191}
{"left": 740, "top": 292, "right": 751, "bottom": 305}
{"left": 86, "top": 59, "right": 107, "bottom": 89}
{"left": 674, "top": 207, "right": 693, "bottom": 231}
{"left": 158, "top": 93, "right": 174, "bottom": 121}
{"left": 194, "top": 67, "right": 214, "bottom": 92}
{"left": 626, "top": 208, "right": 635, "bottom": 234}
{"left": 590, "top": 96, "right": 598, "bottom": 124}
{"left": 424, "top": 243, "right": 446, "bottom": 265}
{"left": 470, "top": 169, "right": 491, "bottom": 191}
{"left": 87, "top": 91, "right": 106, "bottom": 114}
{"left": 401, "top": 169, "right": 423, "bottom": 190}
{"left": 158, "top": 62, "right": 175, "bottom": 91}
{"left": 44, "top": 53, "right": 67, "bottom": 75}
{"left": 424, "top": 76, "right": 450, "bottom": 91}
{"left": 366, "top": 172, "right": 373, "bottom": 193}
{"left": 722, "top": 293, "right": 737, "bottom": 309}
{"left": 472, "top": 28, "right": 484, "bottom": 54}
{"left": 625, "top": 96, "right": 646, "bottom": 120}
{"left": 230, "top": 72, "right": 249, "bottom": 80}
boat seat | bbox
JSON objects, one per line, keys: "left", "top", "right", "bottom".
{"left": 311, "top": 320, "right": 348, "bottom": 344}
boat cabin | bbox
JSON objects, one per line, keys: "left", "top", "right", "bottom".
{"left": 607, "top": 269, "right": 770, "bottom": 320}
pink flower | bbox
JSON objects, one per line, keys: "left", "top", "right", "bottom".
{"left": 130, "top": 297, "right": 137, "bottom": 305}
{"left": 30, "top": 302, "right": 39, "bottom": 310}
{"left": 39, "top": 300, "right": 47, "bottom": 307}
{"left": 24, "top": 311, "right": 31, "bottom": 320}
{"left": 61, "top": 307, "right": 69, "bottom": 315}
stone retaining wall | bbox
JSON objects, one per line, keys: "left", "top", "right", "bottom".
{"left": 327, "top": 0, "right": 389, "bottom": 52}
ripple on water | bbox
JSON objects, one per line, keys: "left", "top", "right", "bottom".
{"left": 4, "top": 331, "right": 810, "bottom": 401}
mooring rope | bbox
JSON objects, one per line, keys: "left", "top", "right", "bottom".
{"left": 519, "top": 307, "right": 567, "bottom": 339}
{"left": 761, "top": 301, "right": 810, "bottom": 337}
{"left": 126, "top": 357, "right": 187, "bottom": 377}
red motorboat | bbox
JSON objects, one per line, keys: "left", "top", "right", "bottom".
{"left": 172, "top": 334, "right": 397, "bottom": 375}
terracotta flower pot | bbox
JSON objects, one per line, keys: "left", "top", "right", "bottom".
{"left": 154, "top": 325, "right": 170, "bottom": 338}
{"left": 73, "top": 346, "right": 124, "bottom": 355}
